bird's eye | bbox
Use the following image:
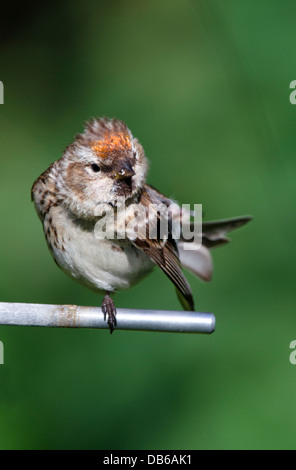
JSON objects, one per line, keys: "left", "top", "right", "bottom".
{"left": 91, "top": 163, "right": 101, "bottom": 173}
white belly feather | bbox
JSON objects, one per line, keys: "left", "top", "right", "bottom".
{"left": 46, "top": 206, "right": 154, "bottom": 293}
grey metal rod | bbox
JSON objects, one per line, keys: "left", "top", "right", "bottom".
{"left": 0, "top": 302, "right": 215, "bottom": 334}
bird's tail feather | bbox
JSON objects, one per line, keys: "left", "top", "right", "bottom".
{"left": 178, "top": 215, "right": 252, "bottom": 281}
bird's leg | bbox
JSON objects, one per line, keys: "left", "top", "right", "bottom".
{"left": 101, "top": 292, "right": 117, "bottom": 334}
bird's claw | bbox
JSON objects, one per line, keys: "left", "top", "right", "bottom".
{"left": 101, "top": 293, "right": 117, "bottom": 334}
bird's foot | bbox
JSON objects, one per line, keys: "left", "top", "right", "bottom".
{"left": 101, "top": 293, "right": 117, "bottom": 334}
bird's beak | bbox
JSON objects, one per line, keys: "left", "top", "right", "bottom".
{"left": 113, "top": 161, "right": 135, "bottom": 180}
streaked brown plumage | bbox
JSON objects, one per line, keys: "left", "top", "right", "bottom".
{"left": 31, "top": 117, "right": 251, "bottom": 333}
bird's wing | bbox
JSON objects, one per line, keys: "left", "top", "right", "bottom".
{"left": 201, "top": 216, "right": 252, "bottom": 248}
{"left": 179, "top": 215, "right": 252, "bottom": 280}
{"left": 127, "top": 184, "right": 194, "bottom": 311}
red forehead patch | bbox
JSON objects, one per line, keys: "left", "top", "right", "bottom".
{"left": 91, "top": 131, "right": 131, "bottom": 159}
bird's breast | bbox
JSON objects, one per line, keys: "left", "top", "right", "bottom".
{"left": 44, "top": 206, "right": 154, "bottom": 293}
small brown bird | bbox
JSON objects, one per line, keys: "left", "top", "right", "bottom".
{"left": 31, "top": 117, "right": 251, "bottom": 333}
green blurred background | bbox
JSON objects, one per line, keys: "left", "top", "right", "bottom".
{"left": 0, "top": 0, "right": 295, "bottom": 450}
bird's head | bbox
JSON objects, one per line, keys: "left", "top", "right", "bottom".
{"left": 56, "top": 117, "right": 148, "bottom": 218}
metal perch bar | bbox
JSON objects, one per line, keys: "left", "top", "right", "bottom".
{"left": 0, "top": 302, "right": 215, "bottom": 334}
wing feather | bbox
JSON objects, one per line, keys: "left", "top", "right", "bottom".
{"left": 130, "top": 185, "right": 195, "bottom": 311}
